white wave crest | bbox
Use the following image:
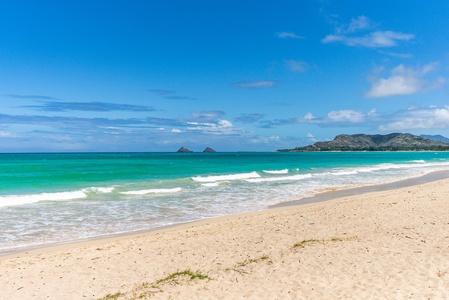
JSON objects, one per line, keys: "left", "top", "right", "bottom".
{"left": 121, "top": 187, "right": 182, "bottom": 195}
{"left": 411, "top": 160, "right": 426, "bottom": 163}
{"left": 329, "top": 170, "right": 358, "bottom": 176}
{"left": 262, "top": 169, "right": 289, "bottom": 174}
{"left": 245, "top": 173, "right": 312, "bottom": 183}
{"left": 0, "top": 190, "right": 88, "bottom": 208}
{"left": 324, "top": 161, "right": 449, "bottom": 178}
{"left": 201, "top": 182, "right": 221, "bottom": 187}
{"left": 192, "top": 171, "right": 260, "bottom": 183}
{"left": 84, "top": 187, "right": 115, "bottom": 194}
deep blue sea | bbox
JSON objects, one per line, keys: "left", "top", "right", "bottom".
{"left": 1, "top": 151, "right": 449, "bottom": 254}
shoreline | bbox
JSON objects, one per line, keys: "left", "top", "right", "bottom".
{"left": 1, "top": 173, "right": 449, "bottom": 298}
{"left": 272, "top": 169, "right": 449, "bottom": 207}
{"left": 2, "top": 170, "right": 449, "bottom": 258}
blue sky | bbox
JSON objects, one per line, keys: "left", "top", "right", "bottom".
{"left": 0, "top": 0, "right": 448, "bottom": 152}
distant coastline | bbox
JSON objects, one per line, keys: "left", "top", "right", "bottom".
{"left": 279, "top": 133, "right": 449, "bottom": 152}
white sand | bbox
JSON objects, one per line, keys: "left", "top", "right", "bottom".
{"left": 1, "top": 178, "right": 449, "bottom": 299}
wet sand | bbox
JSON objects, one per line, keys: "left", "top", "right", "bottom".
{"left": 1, "top": 174, "right": 449, "bottom": 299}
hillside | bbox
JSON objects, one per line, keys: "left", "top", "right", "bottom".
{"left": 421, "top": 134, "right": 449, "bottom": 144}
{"left": 279, "top": 133, "right": 449, "bottom": 152}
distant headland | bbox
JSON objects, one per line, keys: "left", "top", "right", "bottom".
{"left": 278, "top": 133, "right": 449, "bottom": 152}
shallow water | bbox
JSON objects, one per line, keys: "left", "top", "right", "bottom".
{"left": 1, "top": 151, "right": 449, "bottom": 253}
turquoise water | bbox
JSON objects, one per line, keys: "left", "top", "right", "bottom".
{"left": 1, "top": 151, "right": 449, "bottom": 253}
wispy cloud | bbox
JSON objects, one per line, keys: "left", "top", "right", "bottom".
{"left": 0, "top": 113, "right": 146, "bottom": 128}
{"left": 4, "top": 94, "right": 61, "bottom": 100}
{"left": 149, "top": 88, "right": 198, "bottom": 100}
{"left": 191, "top": 111, "right": 225, "bottom": 121}
{"left": 146, "top": 112, "right": 237, "bottom": 136}
{"left": 365, "top": 63, "right": 444, "bottom": 98}
{"left": 263, "top": 108, "right": 379, "bottom": 128}
{"left": 147, "top": 89, "right": 176, "bottom": 95}
{"left": 24, "top": 101, "right": 156, "bottom": 112}
{"left": 0, "top": 111, "right": 236, "bottom": 137}
{"left": 284, "top": 60, "right": 308, "bottom": 73}
{"left": 302, "top": 109, "right": 378, "bottom": 125}
{"left": 335, "top": 15, "right": 373, "bottom": 34}
{"left": 275, "top": 31, "right": 304, "bottom": 39}
{"left": 0, "top": 130, "right": 15, "bottom": 138}
{"left": 185, "top": 119, "right": 235, "bottom": 135}
{"left": 377, "top": 51, "right": 413, "bottom": 59}
{"left": 235, "top": 113, "right": 265, "bottom": 124}
{"left": 379, "top": 106, "right": 449, "bottom": 131}
{"left": 323, "top": 31, "right": 415, "bottom": 48}
{"left": 322, "top": 15, "right": 414, "bottom": 48}
{"left": 0, "top": 111, "right": 274, "bottom": 151}
{"left": 146, "top": 117, "right": 185, "bottom": 127}
{"left": 146, "top": 110, "right": 241, "bottom": 137}
{"left": 306, "top": 132, "right": 317, "bottom": 142}
{"left": 164, "top": 96, "right": 199, "bottom": 100}
{"left": 326, "top": 109, "right": 367, "bottom": 123}
{"left": 233, "top": 80, "right": 277, "bottom": 89}
{"left": 266, "top": 104, "right": 449, "bottom": 133}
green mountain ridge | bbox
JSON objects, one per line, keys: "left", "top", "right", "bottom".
{"left": 279, "top": 133, "right": 449, "bottom": 152}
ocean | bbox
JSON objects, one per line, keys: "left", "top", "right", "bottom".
{"left": 1, "top": 151, "right": 449, "bottom": 254}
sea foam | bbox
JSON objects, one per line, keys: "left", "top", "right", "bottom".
{"left": 121, "top": 187, "right": 182, "bottom": 195}
{"left": 262, "top": 169, "right": 289, "bottom": 174}
{"left": 245, "top": 173, "right": 313, "bottom": 183}
{"left": 0, "top": 190, "right": 88, "bottom": 208}
{"left": 192, "top": 171, "right": 261, "bottom": 183}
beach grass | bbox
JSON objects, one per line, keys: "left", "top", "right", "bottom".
{"left": 292, "top": 239, "right": 322, "bottom": 249}
{"left": 98, "top": 292, "right": 126, "bottom": 300}
{"left": 293, "top": 236, "right": 358, "bottom": 249}
{"left": 155, "top": 269, "right": 211, "bottom": 285}
{"left": 235, "top": 255, "right": 273, "bottom": 268}
{"left": 97, "top": 269, "right": 211, "bottom": 300}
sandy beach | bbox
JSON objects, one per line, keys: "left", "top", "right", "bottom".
{"left": 1, "top": 177, "right": 449, "bottom": 299}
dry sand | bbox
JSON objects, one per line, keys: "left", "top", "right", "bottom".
{"left": 1, "top": 178, "right": 449, "bottom": 299}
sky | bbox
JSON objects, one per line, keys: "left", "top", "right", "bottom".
{"left": 0, "top": 0, "right": 448, "bottom": 152}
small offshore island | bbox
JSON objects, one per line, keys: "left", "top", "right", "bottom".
{"left": 279, "top": 133, "right": 449, "bottom": 152}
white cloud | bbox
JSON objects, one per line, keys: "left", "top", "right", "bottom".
{"left": 171, "top": 128, "right": 181, "bottom": 133}
{"left": 284, "top": 60, "right": 308, "bottom": 73}
{"left": 365, "top": 63, "right": 443, "bottom": 98}
{"left": 218, "top": 119, "right": 233, "bottom": 127}
{"left": 250, "top": 135, "right": 281, "bottom": 144}
{"left": 0, "top": 131, "right": 14, "bottom": 137}
{"left": 379, "top": 106, "right": 449, "bottom": 130}
{"left": 327, "top": 110, "right": 366, "bottom": 123}
{"left": 303, "top": 112, "right": 315, "bottom": 120}
{"left": 191, "top": 111, "right": 224, "bottom": 120}
{"left": 307, "top": 133, "right": 317, "bottom": 142}
{"left": 233, "top": 80, "right": 277, "bottom": 88}
{"left": 343, "top": 15, "right": 371, "bottom": 33}
{"left": 367, "top": 108, "right": 378, "bottom": 116}
{"left": 322, "top": 31, "right": 415, "bottom": 48}
{"left": 297, "top": 109, "right": 376, "bottom": 126}
{"left": 275, "top": 32, "right": 304, "bottom": 39}
{"left": 186, "top": 119, "right": 235, "bottom": 135}
{"left": 278, "top": 104, "right": 449, "bottom": 133}
{"left": 322, "top": 15, "right": 414, "bottom": 48}
{"left": 187, "top": 121, "right": 213, "bottom": 127}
